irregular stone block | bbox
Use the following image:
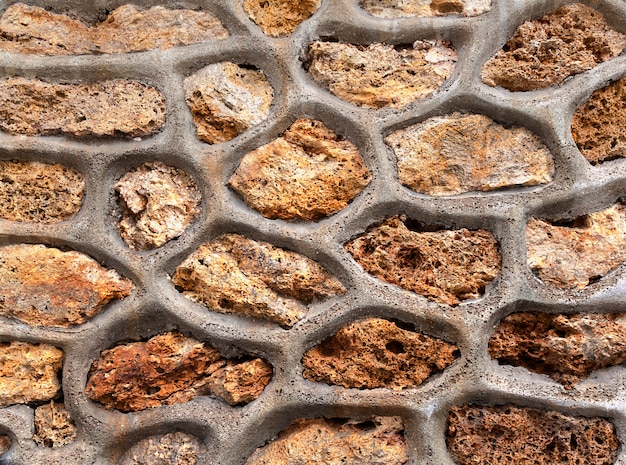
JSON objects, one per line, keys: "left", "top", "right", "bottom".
{"left": 386, "top": 113, "right": 554, "bottom": 196}
{"left": 526, "top": 203, "right": 626, "bottom": 289}
{"left": 0, "top": 160, "right": 85, "bottom": 223}
{"left": 229, "top": 118, "right": 371, "bottom": 220}
{"left": 33, "top": 402, "right": 77, "bottom": 448}
{"left": 85, "top": 332, "right": 272, "bottom": 412}
{"left": 0, "top": 435, "right": 9, "bottom": 455}
{"left": 0, "top": 244, "right": 133, "bottom": 327}
{"left": 172, "top": 234, "right": 345, "bottom": 327}
{"left": 243, "top": 0, "right": 321, "bottom": 37}
{"left": 306, "top": 40, "right": 457, "bottom": 109}
{"left": 184, "top": 63, "right": 273, "bottom": 144}
{"left": 482, "top": 3, "right": 626, "bottom": 92}
{"left": 447, "top": 405, "right": 619, "bottom": 465}
{"left": 116, "top": 162, "right": 201, "bottom": 250}
{"left": 361, "top": 0, "right": 490, "bottom": 18}
{"left": 0, "top": 78, "right": 166, "bottom": 138}
{"left": 345, "top": 216, "right": 500, "bottom": 305}
{"left": 118, "top": 432, "right": 207, "bottom": 465}
{"left": 245, "top": 416, "right": 407, "bottom": 465}
{"left": 302, "top": 318, "right": 458, "bottom": 389}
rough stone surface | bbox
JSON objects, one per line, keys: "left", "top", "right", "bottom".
{"left": 229, "top": 118, "right": 372, "bottom": 220}
{"left": 244, "top": 416, "right": 407, "bottom": 465}
{"left": 116, "top": 162, "right": 201, "bottom": 250}
{"left": 172, "top": 234, "right": 345, "bottom": 327}
{"left": 33, "top": 401, "right": 77, "bottom": 448}
{"left": 0, "top": 78, "right": 166, "bottom": 138}
{"left": 118, "top": 432, "right": 207, "bottom": 465}
{"left": 0, "top": 435, "right": 9, "bottom": 455}
{"left": 0, "top": 341, "right": 63, "bottom": 406}
{"left": 345, "top": 216, "right": 501, "bottom": 305}
{"left": 0, "top": 3, "right": 228, "bottom": 56}
{"left": 447, "top": 405, "right": 619, "bottom": 465}
{"left": 243, "top": 0, "right": 321, "bottom": 37}
{"left": 0, "top": 244, "right": 133, "bottom": 327}
{"left": 482, "top": 3, "right": 626, "bottom": 92}
{"left": 0, "top": 160, "right": 85, "bottom": 223}
{"left": 361, "top": 0, "right": 490, "bottom": 17}
{"left": 526, "top": 203, "right": 626, "bottom": 290}
{"left": 85, "top": 332, "right": 272, "bottom": 412}
{"left": 306, "top": 40, "right": 457, "bottom": 109}
{"left": 302, "top": 318, "right": 458, "bottom": 389}
{"left": 184, "top": 63, "right": 273, "bottom": 144}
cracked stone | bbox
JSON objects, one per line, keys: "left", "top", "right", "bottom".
{"left": 33, "top": 401, "right": 77, "bottom": 448}
{"left": 118, "top": 432, "right": 207, "bottom": 465}
{"left": 243, "top": 0, "right": 321, "bottom": 37}
{"left": 361, "top": 0, "right": 491, "bottom": 17}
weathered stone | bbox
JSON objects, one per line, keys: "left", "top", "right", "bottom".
{"left": 172, "top": 234, "right": 345, "bottom": 327}
{"left": 0, "top": 435, "right": 10, "bottom": 455}
{"left": 184, "top": 63, "right": 273, "bottom": 144}
{"left": 302, "top": 318, "right": 458, "bottom": 389}
{"left": 306, "top": 40, "right": 457, "bottom": 109}
{"left": 116, "top": 162, "right": 201, "bottom": 250}
{"left": 245, "top": 417, "right": 407, "bottom": 465}
{"left": 0, "top": 341, "right": 63, "bottom": 406}
{"left": 118, "top": 432, "right": 207, "bottom": 465}
{"left": 0, "top": 244, "right": 133, "bottom": 327}
{"left": 0, "top": 160, "right": 85, "bottom": 223}
{"left": 482, "top": 3, "right": 626, "bottom": 92}
{"left": 0, "top": 3, "right": 228, "bottom": 56}
{"left": 345, "top": 216, "right": 500, "bottom": 305}
{"left": 0, "top": 78, "right": 166, "bottom": 138}
{"left": 85, "top": 332, "right": 272, "bottom": 412}
{"left": 386, "top": 113, "right": 554, "bottom": 196}
{"left": 447, "top": 405, "right": 619, "bottom": 465}
{"left": 361, "top": 0, "right": 490, "bottom": 18}
{"left": 33, "top": 402, "right": 77, "bottom": 448}
{"left": 243, "top": 0, "right": 321, "bottom": 37}
{"left": 229, "top": 119, "right": 372, "bottom": 221}
{"left": 526, "top": 204, "right": 626, "bottom": 289}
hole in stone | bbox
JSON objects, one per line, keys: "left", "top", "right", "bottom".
{"left": 385, "top": 340, "right": 405, "bottom": 354}
{"left": 354, "top": 420, "right": 377, "bottom": 431}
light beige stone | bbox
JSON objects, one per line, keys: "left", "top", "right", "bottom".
{"left": 33, "top": 402, "right": 77, "bottom": 448}
{"left": 243, "top": 0, "right": 321, "bottom": 37}
{"left": 118, "top": 432, "right": 207, "bottom": 465}
{"left": 361, "top": 0, "right": 491, "bottom": 18}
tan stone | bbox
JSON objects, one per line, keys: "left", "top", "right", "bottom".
{"left": 206, "top": 358, "right": 273, "bottom": 405}
{"left": 361, "top": 0, "right": 490, "bottom": 17}
{"left": 245, "top": 417, "right": 407, "bottom": 465}
{"left": 0, "top": 244, "right": 133, "bottom": 327}
{"left": 184, "top": 63, "right": 273, "bottom": 144}
{"left": 482, "top": 3, "right": 626, "bottom": 92}
{"left": 526, "top": 204, "right": 626, "bottom": 290}
{"left": 243, "top": 0, "right": 321, "bottom": 37}
{"left": 0, "top": 435, "right": 10, "bottom": 455}
{"left": 306, "top": 40, "right": 457, "bottom": 109}
{"left": 386, "top": 113, "right": 554, "bottom": 196}
{"left": 0, "top": 160, "right": 85, "bottom": 223}
{"left": 447, "top": 405, "right": 619, "bottom": 465}
{"left": 302, "top": 318, "right": 458, "bottom": 389}
{"left": 0, "top": 78, "right": 166, "bottom": 138}
{"left": 118, "top": 432, "right": 207, "bottom": 465}
{"left": 345, "top": 216, "right": 500, "bottom": 305}
{"left": 172, "top": 234, "right": 345, "bottom": 327}
{"left": 229, "top": 119, "right": 371, "bottom": 220}
{"left": 33, "top": 402, "right": 77, "bottom": 448}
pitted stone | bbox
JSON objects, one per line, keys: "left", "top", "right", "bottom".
{"left": 243, "top": 0, "right": 321, "bottom": 37}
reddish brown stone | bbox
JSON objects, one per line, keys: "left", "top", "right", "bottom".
{"left": 243, "top": 0, "right": 321, "bottom": 37}
{"left": 362, "top": 0, "right": 491, "bottom": 17}
{"left": 118, "top": 432, "right": 207, "bottom": 465}
{"left": 0, "top": 435, "right": 9, "bottom": 455}
{"left": 33, "top": 402, "right": 77, "bottom": 448}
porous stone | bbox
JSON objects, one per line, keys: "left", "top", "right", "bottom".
{"left": 184, "top": 63, "right": 273, "bottom": 144}
{"left": 302, "top": 318, "right": 459, "bottom": 389}
{"left": 244, "top": 416, "right": 407, "bottom": 465}
{"left": 116, "top": 162, "right": 201, "bottom": 250}
{"left": 0, "top": 435, "right": 9, "bottom": 455}
{"left": 344, "top": 216, "right": 500, "bottom": 305}
{"left": 361, "top": 0, "right": 491, "bottom": 17}
{"left": 243, "top": 0, "right": 321, "bottom": 37}
{"left": 386, "top": 113, "right": 554, "bottom": 196}
{"left": 0, "top": 3, "right": 228, "bottom": 55}
{"left": 0, "top": 243, "right": 133, "bottom": 327}
{"left": 85, "top": 332, "right": 272, "bottom": 412}
{"left": 228, "top": 118, "right": 372, "bottom": 220}
{"left": 0, "top": 160, "right": 85, "bottom": 223}
{"left": 33, "top": 402, "right": 77, "bottom": 448}
{"left": 172, "top": 234, "right": 345, "bottom": 327}
{"left": 118, "top": 432, "right": 207, "bottom": 465}
{"left": 447, "top": 405, "right": 619, "bottom": 465}
{"left": 306, "top": 40, "right": 457, "bottom": 109}
{"left": 526, "top": 203, "right": 626, "bottom": 289}
{"left": 0, "top": 78, "right": 166, "bottom": 138}
{"left": 482, "top": 3, "right": 626, "bottom": 92}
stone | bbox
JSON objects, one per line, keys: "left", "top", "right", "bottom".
{"left": 243, "top": 0, "right": 321, "bottom": 37}
{"left": 244, "top": 416, "right": 407, "bottom": 465}
{"left": 361, "top": 0, "right": 491, "bottom": 18}
{"left": 184, "top": 63, "right": 273, "bottom": 144}
{"left": 0, "top": 243, "right": 133, "bottom": 327}
{"left": 0, "top": 3, "right": 228, "bottom": 55}
{"left": 0, "top": 341, "right": 63, "bottom": 406}
{"left": 172, "top": 234, "right": 345, "bottom": 327}
{"left": 526, "top": 203, "right": 626, "bottom": 289}
{"left": 344, "top": 216, "right": 500, "bottom": 305}
{"left": 302, "top": 318, "right": 459, "bottom": 389}
{"left": 0, "top": 78, "right": 166, "bottom": 138}
{"left": 306, "top": 40, "right": 457, "bottom": 109}
{"left": 386, "top": 113, "right": 554, "bottom": 196}
{"left": 482, "top": 3, "right": 626, "bottom": 92}
{"left": 33, "top": 401, "right": 77, "bottom": 448}
{"left": 0, "top": 160, "right": 85, "bottom": 223}
{"left": 85, "top": 332, "right": 272, "bottom": 412}
{"left": 0, "top": 435, "right": 9, "bottom": 455}
{"left": 117, "top": 432, "right": 207, "bottom": 465}
{"left": 228, "top": 118, "right": 372, "bottom": 221}
{"left": 116, "top": 162, "right": 202, "bottom": 250}
{"left": 447, "top": 405, "right": 619, "bottom": 465}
